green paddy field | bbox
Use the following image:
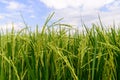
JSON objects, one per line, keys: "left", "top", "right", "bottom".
{"left": 0, "top": 13, "right": 120, "bottom": 80}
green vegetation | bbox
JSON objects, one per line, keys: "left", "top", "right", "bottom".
{"left": 0, "top": 13, "right": 120, "bottom": 80}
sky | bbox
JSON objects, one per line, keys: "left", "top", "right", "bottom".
{"left": 0, "top": 0, "right": 120, "bottom": 31}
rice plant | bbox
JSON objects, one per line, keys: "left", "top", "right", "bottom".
{"left": 0, "top": 13, "right": 120, "bottom": 80}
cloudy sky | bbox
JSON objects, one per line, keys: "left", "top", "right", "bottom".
{"left": 0, "top": 0, "right": 120, "bottom": 30}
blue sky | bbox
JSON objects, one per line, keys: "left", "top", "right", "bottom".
{"left": 0, "top": 0, "right": 120, "bottom": 31}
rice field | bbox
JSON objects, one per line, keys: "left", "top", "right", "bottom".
{"left": 0, "top": 13, "right": 120, "bottom": 80}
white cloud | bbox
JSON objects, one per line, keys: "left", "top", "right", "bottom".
{"left": 52, "top": 7, "right": 99, "bottom": 26}
{"left": 40, "top": 0, "right": 120, "bottom": 29}
{"left": 40, "top": 0, "right": 114, "bottom": 9}
{"left": 30, "top": 15, "right": 36, "bottom": 18}
{"left": 82, "top": 0, "right": 114, "bottom": 10}
{"left": 40, "top": 0, "right": 82, "bottom": 9}
{"left": 0, "top": 22, "right": 25, "bottom": 31}
{"left": 106, "top": 0, "right": 120, "bottom": 11}
{"left": 0, "top": 0, "right": 26, "bottom": 11}
{"left": 0, "top": 15, "right": 4, "bottom": 20}
{"left": 6, "top": 1, "right": 25, "bottom": 11}
{"left": 0, "top": 1, "right": 36, "bottom": 27}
